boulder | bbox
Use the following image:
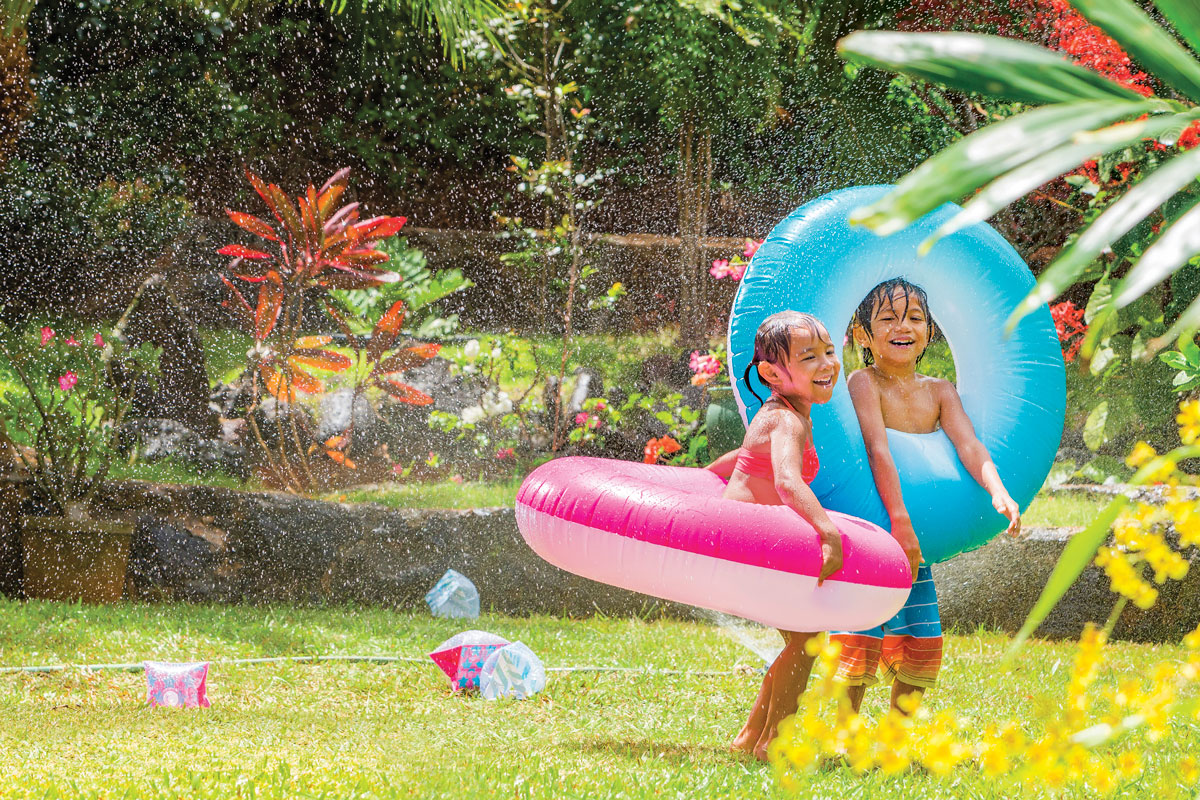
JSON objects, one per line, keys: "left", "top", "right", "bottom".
{"left": 119, "top": 417, "right": 248, "bottom": 478}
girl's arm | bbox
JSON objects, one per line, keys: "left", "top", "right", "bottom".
{"left": 705, "top": 448, "right": 739, "bottom": 478}
{"left": 769, "top": 412, "right": 844, "bottom": 585}
{"left": 848, "top": 371, "right": 922, "bottom": 579}
{"left": 936, "top": 380, "right": 1021, "bottom": 535}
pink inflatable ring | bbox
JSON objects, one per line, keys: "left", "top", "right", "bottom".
{"left": 516, "top": 457, "right": 911, "bottom": 632}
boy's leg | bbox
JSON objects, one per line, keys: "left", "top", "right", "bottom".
{"left": 753, "top": 630, "right": 819, "bottom": 761}
{"left": 878, "top": 565, "right": 943, "bottom": 714}
{"left": 829, "top": 628, "right": 884, "bottom": 715}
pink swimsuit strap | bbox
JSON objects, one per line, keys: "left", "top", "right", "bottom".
{"left": 735, "top": 394, "right": 819, "bottom": 484}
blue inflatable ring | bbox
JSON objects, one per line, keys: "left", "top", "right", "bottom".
{"left": 728, "top": 185, "right": 1065, "bottom": 564}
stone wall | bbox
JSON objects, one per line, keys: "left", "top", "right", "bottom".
{"left": 2, "top": 478, "right": 1198, "bottom": 642}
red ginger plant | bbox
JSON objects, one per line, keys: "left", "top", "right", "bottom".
{"left": 219, "top": 167, "right": 438, "bottom": 492}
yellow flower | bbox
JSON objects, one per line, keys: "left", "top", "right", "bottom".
{"left": 1182, "top": 756, "right": 1200, "bottom": 784}
{"left": 1117, "top": 749, "right": 1142, "bottom": 778}
{"left": 1127, "top": 441, "right": 1157, "bottom": 468}
{"left": 1178, "top": 399, "right": 1200, "bottom": 444}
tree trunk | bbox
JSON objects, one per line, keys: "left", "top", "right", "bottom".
{"left": 677, "top": 117, "right": 713, "bottom": 348}
{"left": 0, "top": 24, "right": 34, "bottom": 170}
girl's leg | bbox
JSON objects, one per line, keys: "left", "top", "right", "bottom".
{"left": 753, "top": 631, "right": 818, "bottom": 761}
{"left": 890, "top": 679, "right": 925, "bottom": 713}
{"left": 732, "top": 631, "right": 791, "bottom": 754}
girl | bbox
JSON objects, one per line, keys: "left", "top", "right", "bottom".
{"left": 706, "top": 310, "right": 843, "bottom": 761}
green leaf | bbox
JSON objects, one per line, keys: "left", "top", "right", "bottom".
{"left": 1083, "top": 400, "right": 1110, "bottom": 450}
{"left": 1089, "top": 345, "right": 1117, "bottom": 374}
{"left": 928, "top": 111, "right": 1194, "bottom": 254}
{"left": 1071, "top": 0, "right": 1200, "bottom": 104}
{"left": 1182, "top": 331, "right": 1200, "bottom": 363}
{"left": 837, "top": 31, "right": 1149, "bottom": 105}
{"left": 1159, "top": 350, "right": 1189, "bottom": 369}
{"left": 1114, "top": 201, "right": 1200, "bottom": 306}
{"left": 1004, "top": 494, "right": 1127, "bottom": 658}
{"left": 1010, "top": 140, "right": 1200, "bottom": 324}
{"left": 850, "top": 100, "right": 1157, "bottom": 235}
{"left": 1156, "top": 0, "right": 1200, "bottom": 61}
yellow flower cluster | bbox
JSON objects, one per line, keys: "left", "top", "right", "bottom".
{"left": 1177, "top": 399, "right": 1200, "bottom": 445}
{"left": 772, "top": 625, "right": 1200, "bottom": 795}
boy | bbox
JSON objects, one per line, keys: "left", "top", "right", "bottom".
{"left": 832, "top": 278, "right": 1020, "bottom": 714}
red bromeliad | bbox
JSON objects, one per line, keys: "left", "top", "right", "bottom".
{"left": 218, "top": 167, "right": 439, "bottom": 490}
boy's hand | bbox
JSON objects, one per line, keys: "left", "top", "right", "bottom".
{"left": 993, "top": 493, "right": 1021, "bottom": 536}
{"left": 817, "top": 529, "right": 843, "bottom": 586}
{"left": 891, "top": 518, "right": 922, "bottom": 582}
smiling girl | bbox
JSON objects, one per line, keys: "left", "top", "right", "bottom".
{"left": 705, "top": 310, "right": 843, "bottom": 760}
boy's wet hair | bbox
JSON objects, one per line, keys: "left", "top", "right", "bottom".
{"left": 854, "top": 278, "right": 937, "bottom": 366}
{"left": 741, "top": 310, "right": 830, "bottom": 405}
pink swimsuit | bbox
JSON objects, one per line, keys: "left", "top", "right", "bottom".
{"left": 734, "top": 394, "right": 820, "bottom": 484}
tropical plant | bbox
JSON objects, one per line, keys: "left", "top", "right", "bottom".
{"left": 218, "top": 167, "right": 437, "bottom": 491}
{"left": 838, "top": 0, "right": 1200, "bottom": 356}
{"left": 0, "top": 320, "right": 159, "bottom": 515}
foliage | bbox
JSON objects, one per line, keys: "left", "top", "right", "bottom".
{"left": 838, "top": 0, "right": 1200, "bottom": 356}
{"left": 0, "top": 320, "right": 158, "bottom": 514}
{"left": 218, "top": 167, "right": 437, "bottom": 490}
{"left": 329, "top": 236, "right": 473, "bottom": 339}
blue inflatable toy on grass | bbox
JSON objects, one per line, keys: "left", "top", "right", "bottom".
{"left": 728, "top": 185, "right": 1065, "bottom": 564}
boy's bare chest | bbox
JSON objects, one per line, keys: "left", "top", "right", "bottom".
{"left": 877, "top": 382, "right": 941, "bottom": 434}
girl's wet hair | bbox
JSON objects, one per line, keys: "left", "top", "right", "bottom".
{"left": 741, "top": 310, "right": 830, "bottom": 405}
{"left": 854, "top": 278, "right": 937, "bottom": 366}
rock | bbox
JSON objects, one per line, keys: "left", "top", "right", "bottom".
{"left": 119, "top": 417, "right": 249, "bottom": 478}
{"left": 568, "top": 368, "right": 603, "bottom": 414}
{"left": 317, "top": 388, "right": 382, "bottom": 449}
{"left": 128, "top": 516, "right": 219, "bottom": 600}
{"left": 935, "top": 526, "right": 1200, "bottom": 642}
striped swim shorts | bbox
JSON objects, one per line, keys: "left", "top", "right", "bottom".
{"left": 829, "top": 564, "right": 943, "bottom": 689}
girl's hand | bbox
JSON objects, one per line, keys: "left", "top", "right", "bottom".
{"left": 891, "top": 518, "right": 922, "bottom": 582}
{"left": 993, "top": 493, "right": 1021, "bottom": 536}
{"left": 817, "top": 528, "right": 843, "bottom": 586}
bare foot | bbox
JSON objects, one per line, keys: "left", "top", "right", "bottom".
{"left": 730, "top": 724, "right": 759, "bottom": 755}
{"left": 752, "top": 729, "right": 775, "bottom": 762}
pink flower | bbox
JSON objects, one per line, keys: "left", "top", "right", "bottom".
{"left": 40, "top": 327, "right": 54, "bottom": 347}
{"left": 65, "top": 336, "right": 79, "bottom": 347}
{"left": 709, "top": 259, "right": 731, "bottom": 280}
{"left": 58, "top": 371, "right": 78, "bottom": 392}
{"left": 450, "top": 474, "right": 464, "bottom": 485}
{"left": 595, "top": 400, "right": 607, "bottom": 411}
{"left": 689, "top": 351, "right": 722, "bottom": 377}
{"left": 93, "top": 333, "right": 105, "bottom": 348}
{"left": 743, "top": 238, "right": 763, "bottom": 259}
{"left": 728, "top": 261, "right": 747, "bottom": 281}
{"left": 495, "top": 447, "right": 515, "bottom": 461}
{"left": 575, "top": 412, "right": 589, "bottom": 426}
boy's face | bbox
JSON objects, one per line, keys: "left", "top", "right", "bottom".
{"left": 858, "top": 286, "right": 930, "bottom": 369}
{"left": 760, "top": 324, "right": 840, "bottom": 404}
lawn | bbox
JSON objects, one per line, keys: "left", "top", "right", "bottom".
{"left": 0, "top": 601, "right": 1194, "bottom": 799}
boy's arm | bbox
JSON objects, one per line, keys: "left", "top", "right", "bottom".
{"left": 705, "top": 448, "right": 739, "bottom": 478}
{"left": 937, "top": 381, "right": 1021, "bottom": 536}
{"left": 769, "top": 413, "right": 844, "bottom": 585}
{"left": 848, "top": 371, "right": 922, "bottom": 579}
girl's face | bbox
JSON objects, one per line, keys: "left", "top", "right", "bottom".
{"left": 857, "top": 286, "right": 930, "bottom": 368}
{"left": 762, "top": 324, "right": 840, "bottom": 404}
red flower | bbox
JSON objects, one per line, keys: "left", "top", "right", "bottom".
{"left": 1180, "top": 121, "right": 1200, "bottom": 151}
{"left": 94, "top": 333, "right": 105, "bottom": 348}
{"left": 40, "top": 327, "right": 54, "bottom": 347}
{"left": 64, "top": 336, "right": 79, "bottom": 347}
{"left": 1050, "top": 301, "right": 1088, "bottom": 362}
{"left": 494, "top": 447, "right": 515, "bottom": 461}
{"left": 643, "top": 436, "right": 682, "bottom": 464}
{"left": 58, "top": 371, "right": 78, "bottom": 392}
{"left": 575, "top": 412, "right": 589, "bottom": 426}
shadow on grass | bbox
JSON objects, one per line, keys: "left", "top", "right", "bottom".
{"left": 575, "top": 737, "right": 732, "bottom": 763}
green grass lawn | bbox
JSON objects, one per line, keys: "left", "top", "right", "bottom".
{"left": 0, "top": 601, "right": 1194, "bottom": 799}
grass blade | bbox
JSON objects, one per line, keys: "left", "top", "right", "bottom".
{"left": 839, "top": 31, "right": 1151, "bottom": 105}
{"left": 1071, "top": 0, "right": 1200, "bottom": 104}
